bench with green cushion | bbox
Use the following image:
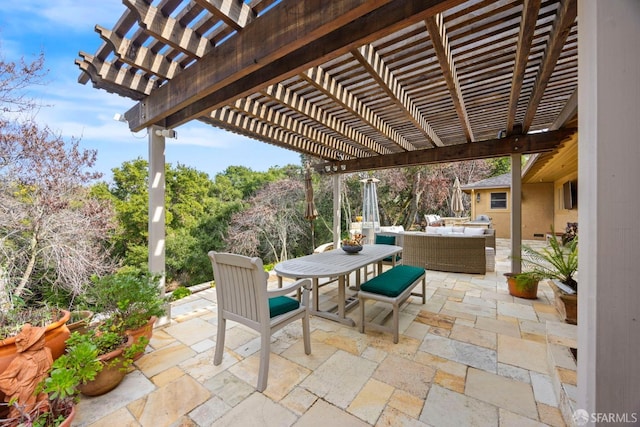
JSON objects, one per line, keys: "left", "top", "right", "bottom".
{"left": 358, "top": 265, "right": 426, "bottom": 343}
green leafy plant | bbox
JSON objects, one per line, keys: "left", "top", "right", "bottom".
{"left": 510, "top": 272, "right": 542, "bottom": 292}
{"left": 81, "top": 271, "right": 166, "bottom": 331}
{"left": 522, "top": 230, "right": 578, "bottom": 292}
{"left": 0, "top": 306, "right": 60, "bottom": 340}
{"left": 169, "top": 286, "right": 192, "bottom": 301}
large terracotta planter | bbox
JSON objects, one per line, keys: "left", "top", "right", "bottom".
{"left": 77, "top": 335, "right": 133, "bottom": 397}
{"left": 0, "top": 309, "right": 71, "bottom": 374}
{"left": 549, "top": 280, "right": 577, "bottom": 324}
{"left": 505, "top": 273, "right": 539, "bottom": 299}
{"left": 125, "top": 316, "right": 157, "bottom": 360}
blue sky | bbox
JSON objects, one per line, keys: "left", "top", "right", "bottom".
{"left": 0, "top": 1, "right": 301, "bottom": 182}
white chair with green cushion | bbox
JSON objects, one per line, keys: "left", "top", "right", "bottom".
{"left": 208, "top": 251, "right": 311, "bottom": 392}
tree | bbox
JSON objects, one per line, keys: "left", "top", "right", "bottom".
{"left": 0, "top": 120, "right": 115, "bottom": 306}
{"left": 0, "top": 52, "right": 115, "bottom": 308}
{"left": 225, "top": 178, "right": 306, "bottom": 263}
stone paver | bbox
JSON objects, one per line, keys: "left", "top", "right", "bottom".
{"left": 74, "top": 238, "right": 574, "bottom": 427}
{"left": 420, "top": 385, "right": 498, "bottom": 426}
{"left": 465, "top": 368, "right": 538, "bottom": 419}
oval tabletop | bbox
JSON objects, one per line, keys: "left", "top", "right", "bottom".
{"left": 274, "top": 244, "right": 401, "bottom": 279}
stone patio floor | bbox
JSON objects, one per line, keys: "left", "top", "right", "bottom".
{"left": 73, "top": 239, "right": 578, "bottom": 427}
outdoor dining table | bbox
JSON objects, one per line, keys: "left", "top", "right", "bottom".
{"left": 274, "top": 244, "right": 402, "bottom": 326}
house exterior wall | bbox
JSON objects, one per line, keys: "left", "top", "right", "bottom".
{"left": 470, "top": 182, "right": 555, "bottom": 240}
{"left": 552, "top": 171, "right": 579, "bottom": 232}
{"left": 522, "top": 183, "right": 554, "bottom": 239}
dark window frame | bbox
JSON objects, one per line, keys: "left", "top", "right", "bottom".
{"left": 490, "top": 192, "right": 507, "bottom": 209}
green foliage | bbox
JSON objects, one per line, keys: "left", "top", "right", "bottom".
{"left": 487, "top": 157, "right": 511, "bottom": 177}
{"left": 169, "top": 286, "right": 192, "bottom": 301}
{"left": 0, "top": 306, "right": 59, "bottom": 340}
{"left": 510, "top": 272, "right": 542, "bottom": 292}
{"left": 522, "top": 230, "right": 578, "bottom": 291}
{"left": 81, "top": 271, "right": 166, "bottom": 331}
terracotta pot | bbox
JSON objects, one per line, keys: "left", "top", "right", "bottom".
{"left": 0, "top": 310, "right": 71, "bottom": 374}
{"left": 125, "top": 316, "right": 157, "bottom": 360}
{"left": 58, "top": 404, "right": 76, "bottom": 427}
{"left": 505, "top": 273, "right": 539, "bottom": 299}
{"left": 77, "top": 335, "right": 134, "bottom": 397}
{"left": 67, "top": 310, "right": 94, "bottom": 335}
{"left": 549, "top": 280, "right": 577, "bottom": 324}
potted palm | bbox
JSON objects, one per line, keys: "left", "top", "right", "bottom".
{"left": 521, "top": 233, "right": 578, "bottom": 323}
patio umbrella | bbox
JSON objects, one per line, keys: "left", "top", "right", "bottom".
{"left": 304, "top": 163, "right": 318, "bottom": 252}
{"left": 451, "top": 176, "right": 464, "bottom": 217}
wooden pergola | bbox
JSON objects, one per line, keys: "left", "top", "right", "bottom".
{"left": 76, "top": 0, "right": 578, "bottom": 173}
{"left": 76, "top": 1, "right": 640, "bottom": 419}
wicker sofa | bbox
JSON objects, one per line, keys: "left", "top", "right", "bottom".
{"left": 374, "top": 227, "right": 495, "bottom": 274}
{"left": 401, "top": 233, "right": 488, "bottom": 274}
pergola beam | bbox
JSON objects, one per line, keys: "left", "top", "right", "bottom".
{"left": 425, "top": 13, "right": 474, "bottom": 142}
{"left": 123, "top": 0, "right": 466, "bottom": 131}
{"left": 301, "top": 66, "right": 416, "bottom": 152}
{"left": 124, "top": 0, "right": 212, "bottom": 58}
{"left": 522, "top": 0, "right": 577, "bottom": 132}
{"left": 262, "top": 83, "right": 391, "bottom": 155}
{"left": 315, "top": 128, "right": 576, "bottom": 174}
{"left": 506, "top": 0, "right": 541, "bottom": 134}
{"left": 192, "top": 0, "right": 256, "bottom": 31}
{"left": 231, "top": 97, "right": 369, "bottom": 159}
{"left": 352, "top": 44, "right": 443, "bottom": 147}
{"left": 96, "top": 26, "right": 181, "bottom": 80}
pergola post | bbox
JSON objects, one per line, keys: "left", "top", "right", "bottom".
{"left": 510, "top": 153, "right": 522, "bottom": 273}
{"left": 148, "top": 126, "right": 169, "bottom": 321}
{"left": 578, "top": 0, "right": 640, "bottom": 419}
{"left": 333, "top": 174, "right": 341, "bottom": 249}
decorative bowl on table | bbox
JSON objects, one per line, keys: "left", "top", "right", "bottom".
{"left": 341, "top": 244, "right": 363, "bottom": 254}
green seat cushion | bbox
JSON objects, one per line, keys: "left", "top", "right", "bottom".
{"left": 269, "top": 296, "right": 300, "bottom": 318}
{"left": 375, "top": 235, "right": 396, "bottom": 245}
{"left": 360, "top": 265, "right": 425, "bottom": 297}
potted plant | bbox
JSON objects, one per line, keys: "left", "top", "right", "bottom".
{"left": 69, "top": 328, "right": 144, "bottom": 396}
{"left": 81, "top": 271, "right": 166, "bottom": 359}
{"left": 0, "top": 323, "right": 92, "bottom": 426}
{"left": 0, "top": 307, "right": 71, "bottom": 377}
{"left": 521, "top": 231, "right": 578, "bottom": 323}
{"left": 0, "top": 326, "right": 145, "bottom": 426}
{"left": 504, "top": 271, "right": 542, "bottom": 300}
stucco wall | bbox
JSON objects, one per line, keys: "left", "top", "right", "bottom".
{"left": 553, "top": 171, "right": 579, "bottom": 232}
{"left": 522, "top": 183, "right": 554, "bottom": 239}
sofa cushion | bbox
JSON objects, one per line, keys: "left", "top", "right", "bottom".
{"left": 463, "top": 227, "right": 486, "bottom": 236}
{"left": 438, "top": 226, "right": 453, "bottom": 235}
{"left": 426, "top": 226, "right": 440, "bottom": 234}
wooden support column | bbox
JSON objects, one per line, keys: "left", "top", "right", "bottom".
{"left": 578, "top": 0, "right": 640, "bottom": 421}
{"left": 148, "top": 126, "right": 169, "bottom": 321}
{"left": 333, "top": 174, "right": 342, "bottom": 249}
{"left": 510, "top": 153, "right": 522, "bottom": 273}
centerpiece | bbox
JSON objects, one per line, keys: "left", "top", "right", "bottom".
{"left": 341, "top": 234, "right": 366, "bottom": 254}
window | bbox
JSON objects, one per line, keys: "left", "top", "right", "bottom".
{"left": 490, "top": 192, "right": 507, "bottom": 209}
